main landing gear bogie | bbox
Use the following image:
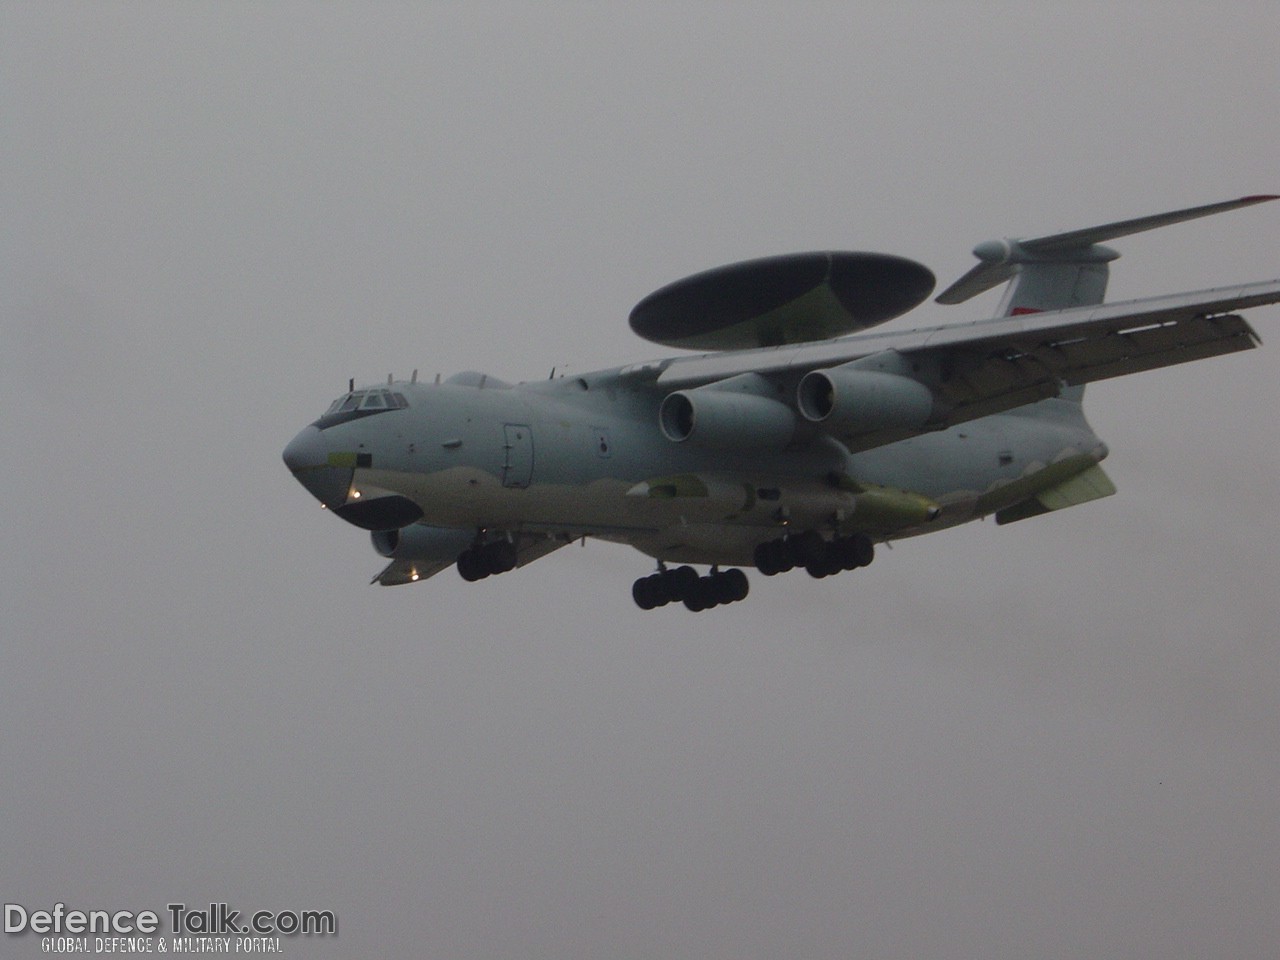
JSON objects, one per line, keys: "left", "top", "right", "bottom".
{"left": 632, "top": 566, "right": 750, "bottom": 612}
{"left": 456, "top": 539, "right": 519, "bottom": 582}
{"left": 753, "top": 531, "right": 875, "bottom": 578}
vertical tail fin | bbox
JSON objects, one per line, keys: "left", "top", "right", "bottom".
{"left": 935, "top": 195, "right": 1279, "bottom": 315}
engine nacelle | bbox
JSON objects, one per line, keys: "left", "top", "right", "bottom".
{"left": 371, "top": 523, "right": 475, "bottom": 560}
{"left": 796, "top": 367, "right": 934, "bottom": 436}
{"left": 659, "top": 374, "right": 798, "bottom": 451}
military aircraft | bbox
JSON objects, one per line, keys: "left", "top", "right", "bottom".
{"left": 283, "top": 196, "right": 1278, "bottom": 611}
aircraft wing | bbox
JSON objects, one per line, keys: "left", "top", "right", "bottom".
{"left": 905, "top": 282, "right": 1272, "bottom": 429}
{"left": 639, "top": 279, "right": 1280, "bottom": 451}
{"left": 372, "top": 557, "right": 456, "bottom": 587}
{"left": 371, "top": 534, "right": 568, "bottom": 586}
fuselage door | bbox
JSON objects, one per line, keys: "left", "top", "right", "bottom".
{"left": 502, "top": 423, "right": 534, "bottom": 488}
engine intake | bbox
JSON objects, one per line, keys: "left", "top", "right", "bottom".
{"left": 659, "top": 374, "right": 798, "bottom": 451}
{"left": 372, "top": 523, "right": 475, "bottom": 560}
{"left": 796, "top": 367, "right": 933, "bottom": 436}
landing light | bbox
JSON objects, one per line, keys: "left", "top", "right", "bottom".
{"left": 410, "top": 571, "right": 420, "bottom": 582}
{"left": 351, "top": 490, "right": 362, "bottom": 499}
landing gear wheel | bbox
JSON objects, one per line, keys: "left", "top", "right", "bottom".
{"left": 787, "top": 530, "right": 825, "bottom": 567}
{"left": 852, "top": 534, "right": 875, "bottom": 568}
{"left": 635, "top": 566, "right": 750, "bottom": 611}
{"left": 805, "top": 547, "right": 842, "bottom": 579}
{"left": 456, "top": 548, "right": 488, "bottom": 582}
{"left": 457, "top": 538, "right": 522, "bottom": 581}
{"left": 754, "top": 538, "right": 793, "bottom": 576}
{"left": 683, "top": 584, "right": 711, "bottom": 612}
{"left": 669, "top": 565, "right": 700, "bottom": 598}
{"left": 632, "top": 576, "right": 657, "bottom": 610}
{"left": 754, "top": 541, "right": 780, "bottom": 576}
{"left": 719, "top": 568, "right": 749, "bottom": 602}
{"left": 488, "top": 540, "right": 518, "bottom": 574}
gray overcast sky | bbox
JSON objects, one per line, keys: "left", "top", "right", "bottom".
{"left": 3, "top": 3, "right": 1278, "bottom": 958}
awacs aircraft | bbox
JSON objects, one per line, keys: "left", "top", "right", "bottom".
{"left": 284, "top": 196, "right": 1279, "bottom": 611}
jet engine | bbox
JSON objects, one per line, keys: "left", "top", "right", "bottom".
{"left": 796, "top": 366, "right": 934, "bottom": 436}
{"left": 371, "top": 523, "right": 475, "bottom": 561}
{"left": 659, "top": 373, "right": 798, "bottom": 451}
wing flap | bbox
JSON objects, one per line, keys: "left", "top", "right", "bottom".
{"left": 1048, "top": 313, "right": 1256, "bottom": 383}
{"left": 934, "top": 310, "right": 1260, "bottom": 415}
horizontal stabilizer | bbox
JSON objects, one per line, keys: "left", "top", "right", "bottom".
{"left": 938, "top": 195, "right": 1279, "bottom": 305}
{"left": 936, "top": 260, "right": 1018, "bottom": 307}
{"left": 1018, "top": 195, "right": 1279, "bottom": 254}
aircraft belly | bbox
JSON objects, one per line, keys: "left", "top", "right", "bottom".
{"left": 623, "top": 526, "right": 766, "bottom": 567}
{"left": 357, "top": 393, "right": 1106, "bottom": 567}
{"left": 363, "top": 462, "right": 871, "bottom": 542}
{"left": 850, "top": 408, "right": 1107, "bottom": 529}
{"left": 361, "top": 466, "right": 737, "bottom": 531}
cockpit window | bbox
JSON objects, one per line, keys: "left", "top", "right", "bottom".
{"left": 313, "top": 389, "right": 410, "bottom": 430}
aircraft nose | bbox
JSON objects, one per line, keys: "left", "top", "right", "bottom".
{"left": 283, "top": 426, "right": 353, "bottom": 508}
{"left": 283, "top": 425, "right": 324, "bottom": 472}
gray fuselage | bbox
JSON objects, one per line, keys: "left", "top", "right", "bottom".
{"left": 284, "top": 366, "right": 1106, "bottom": 567}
